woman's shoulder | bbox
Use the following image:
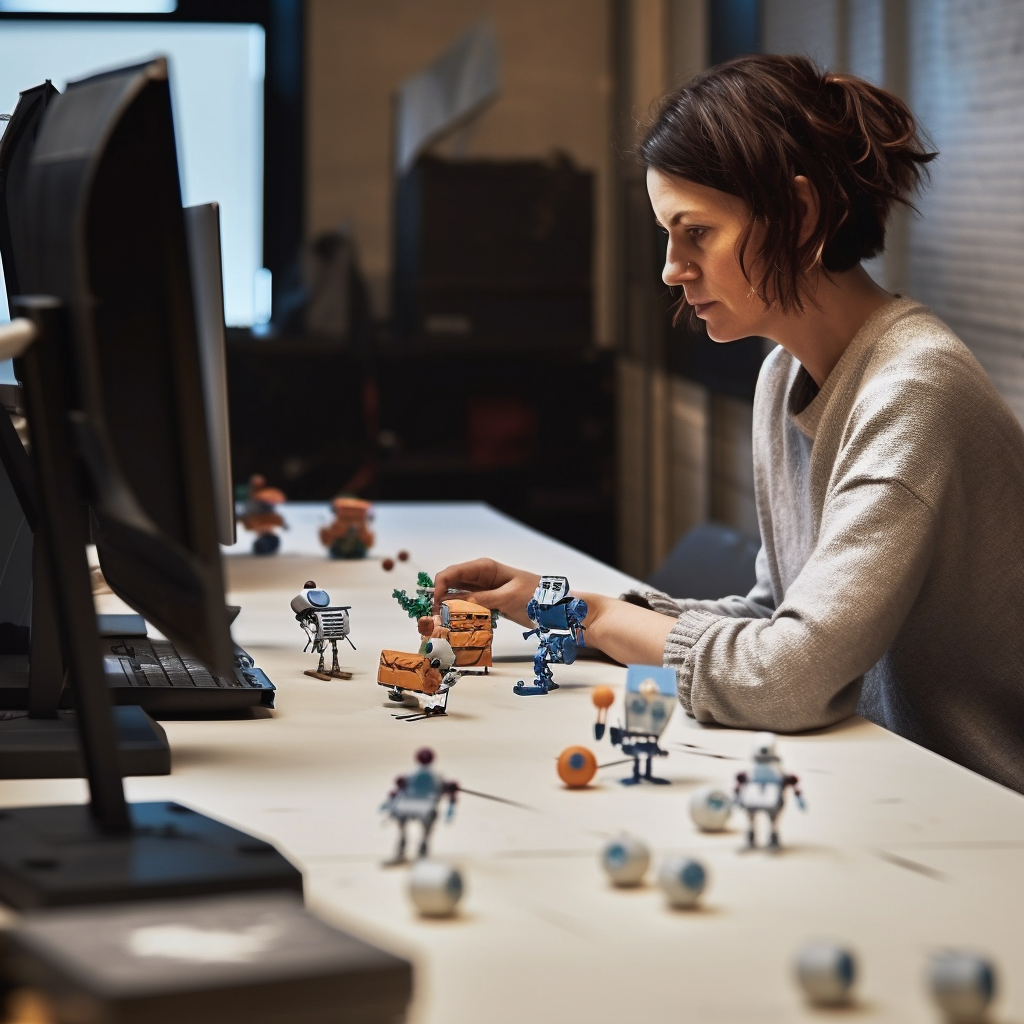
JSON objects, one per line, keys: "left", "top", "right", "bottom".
{"left": 843, "top": 299, "right": 1024, "bottom": 460}
{"left": 861, "top": 298, "right": 987, "bottom": 390}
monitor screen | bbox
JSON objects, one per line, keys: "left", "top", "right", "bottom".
{"left": 0, "top": 20, "right": 265, "bottom": 328}
{"left": 27, "top": 56, "right": 235, "bottom": 676}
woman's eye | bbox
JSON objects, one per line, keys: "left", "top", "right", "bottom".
{"left": 688, "top": 227, "right": 707, "bottom": 241}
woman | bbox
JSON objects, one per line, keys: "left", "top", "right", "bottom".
{"left": 434, "top": 56, "right": 1024, "bottom": 792}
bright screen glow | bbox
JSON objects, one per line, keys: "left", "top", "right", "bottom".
{"left": 0, "top": 21, "right": 264, "bottom": 328}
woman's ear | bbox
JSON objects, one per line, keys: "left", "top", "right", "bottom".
{"left": 793, "top": 175, "right": 820, "bottom": 248}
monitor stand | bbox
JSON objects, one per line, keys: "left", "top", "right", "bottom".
{"left": 0, "top": 300, "right": 302, "bottom": 909}
{"left": 0, "top": 380, "right": 170, "bottom": 779}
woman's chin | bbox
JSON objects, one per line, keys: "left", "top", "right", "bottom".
{"left": 706, "top": 324, "right": 747, "bottom": 344}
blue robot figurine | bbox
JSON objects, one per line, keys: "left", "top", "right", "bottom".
{"left": 514, "top": 576, "right": 587, "bottom": 696}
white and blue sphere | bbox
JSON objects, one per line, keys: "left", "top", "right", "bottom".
{"left": 795, "top": 941, "right": 857, "bottom": 1006}
{"left": 657, "top": 855, "right": 708, "bottom": 908}
{"left": 408, "top": 860, "right": 464, "bottom": 917}
{"left": 689, "top": 785, "right": 733, "bottom": 832}
{"left": 600, "top": 834, "right": 651, "bottom": 887}
{"left": 929, "top": 951, "right": 996, "bottom": 1022}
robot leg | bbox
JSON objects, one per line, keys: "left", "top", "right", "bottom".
{"left": 329, "top": 639, "right": 352, "bottom": 679}
{"left": 392, "top": 818, "right": 409, "bottom": 864}
{"left": 304, "top": 642, "right": 332, "bottom": 680}
{"left": 767, "top": 809, "right": 782, "bottom": 851}
{"left": 620, "top": 756, "right": 642, "bottom": 786}
{"left": 744, "top": 810, "right": 758, "bottom": 849}
{"left": 514, "top": 647, "right": 555, "bottom": 696}
{"left": 418, "top": 810, "right": 438, "bottom": 859}
{"left": 642, "top": 754, "right": 670, "bottom": 785}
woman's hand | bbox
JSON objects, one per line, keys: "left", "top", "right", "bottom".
{"left": 431, "top": 559, "right": 540, "bottom": 628}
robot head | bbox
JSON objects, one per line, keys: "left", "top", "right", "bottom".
{"left": 752, "top": 732, "right": 777, "bottom": 761}
{"left": 622, "top": 665, "right": 677, "bottom": 738}
{"left": 289, "top": 582, "right": 331, "bottom": 615}
{"left": 416, "top": 747, "right": 435, "bottom": 766}
{"left": 533, "top": 576, "right": 571, "bottom": 608}
{"left": 424, "top": 637, "right": 456, "bottom": 672}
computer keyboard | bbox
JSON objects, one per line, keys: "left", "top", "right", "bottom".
{"left": 101, "top": 634, "right": 276, "bottom": 714}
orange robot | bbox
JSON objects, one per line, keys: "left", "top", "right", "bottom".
{"left": 434, "top": 599, "right": 493, "bottom": 672}
{"left": 237, "top": 474, "right": 286, "bottom": 555}
{"left": 378, "top": 637, "right": 459, "bottom": 718}
{"left": 319, "top": 496, "right": 375, "bottom": 559}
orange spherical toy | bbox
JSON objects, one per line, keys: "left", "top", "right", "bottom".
{"left": 557, "top": 746, "right": 597, "bottom": 788}
{"left": 592, "top": 686, "right": 614, "bottom": 710}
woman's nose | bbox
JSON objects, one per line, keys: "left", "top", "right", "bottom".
{"left": 663, "top": 255, "right": 700, "bottom": 287}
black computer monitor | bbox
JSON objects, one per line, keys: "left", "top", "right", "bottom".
{"left": 27, "top": 58, "right": 233, "bottom": 678}
{"left": 184, "top": 202, "right": 236, "bottom": 548}
{"left": 0, "top": 81, "right": 58, "bottom": 300}
{"left": 0, "top": 56, "right": 300, "bottom": 907}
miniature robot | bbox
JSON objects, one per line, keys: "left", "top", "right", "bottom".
{"left": 290, "top": 581, "right": 355, "bottom": 680}
{"left": 236, "top": 473, "right": 286, "bottom": 555}
{"left": 437, "top": 599, "right": 493, "bottom": 672}
{"left": 378, "top": 637, "right": 461, "bottom": 717}
{"left": 594, "top": 665, "right": 677, "bottom": 784}
{"left": 381, "top": 747, "right": 458, "bottom": 864}
{"left": 319, "top": 496, "right": 375, "bottom": 559}
{"left": 514, "top": 576, "right": 587, "bottom": 696}
{"left": 734, "top": 732, "right": 806, "bottom": 850}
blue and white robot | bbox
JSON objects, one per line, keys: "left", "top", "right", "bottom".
{"left": 514, "top": 576, "right": 588, "bottom": 696}
{"left": 381, "top": 747, "right": 459, "bottom": 864}
{"left": 603, "top": 665, "right": 677, "bottom": 785}
{"left": 734, "top": 732, "right": 806, "bottom": 850}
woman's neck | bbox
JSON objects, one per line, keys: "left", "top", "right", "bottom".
{"left": 765, "top": 265, "right": 894, "bottom": 387}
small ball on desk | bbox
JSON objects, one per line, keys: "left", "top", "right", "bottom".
{"left": 689, "top": 785, "right": 733, "bottom": 832}
{"left": 557, "top": 746, "right": 597, "bottom": 788}
{"left": 929, "top": 951, "right": 996, "bottom": 1022}
{"left": 657, "top": 855, "right": 708, "bottom": 908}
{"left": 408, "top": 860, "right": 464, "bottom": 917}
{"left": 600, "top": 834, "right": 650, "bottom": 887}
{"left": 397, "top": 550, "right": 409, "bottom": 561}
{"left": 795, "top": 941, "right": 857, "bottom": 1006}
{"left": 382, "top": 558, "right": 395, "bottom": 571}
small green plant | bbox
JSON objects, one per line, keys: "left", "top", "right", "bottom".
{"left": 392, "top": 572, "right": 434, "bottom": 621}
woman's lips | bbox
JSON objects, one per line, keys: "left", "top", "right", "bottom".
{"left": 690, "top": 300, "right": 716, "bottom": 317}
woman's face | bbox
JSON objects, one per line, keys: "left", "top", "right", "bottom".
{"left": 647, "top": 168, "right": 769, "bottom": 343}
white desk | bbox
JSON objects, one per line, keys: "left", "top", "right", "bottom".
{"left": 5, "top": 502, "right": 1024, "bottom": 1023}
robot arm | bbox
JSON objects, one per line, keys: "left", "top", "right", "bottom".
{"left": 786, "top": 774, "right": 807, "bottom": 810}
{"left": 296, "top": 611, "right": 323, "bottom": 653}
{"left": 734, "top": 771, "right": 748, "bottom": 802}
{"left": 566, "top": 597, "right": 589, "bottom": 645}
{"left": 380, "top": 775, "right": 408, "bottom": 812}
{"left": 444, "top": 781, "right": 458, "bottom": 820}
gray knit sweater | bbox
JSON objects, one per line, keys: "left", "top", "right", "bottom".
{"left": 626, "top": 298, "right": 1024, "bottom": 792}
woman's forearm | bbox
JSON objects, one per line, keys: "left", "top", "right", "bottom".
{"left": 577, "top": 592, "right": 674, "bottom": 665}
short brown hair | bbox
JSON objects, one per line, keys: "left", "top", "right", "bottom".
{"left": 640, "top": 54, "right": 937, "bottom": 319}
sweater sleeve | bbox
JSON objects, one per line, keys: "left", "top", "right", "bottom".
{"left": 669, "top": 475, "right": 937, "bottom": 732}
{"left": 621, "top": 544, "right": 776, "bottom": 620}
